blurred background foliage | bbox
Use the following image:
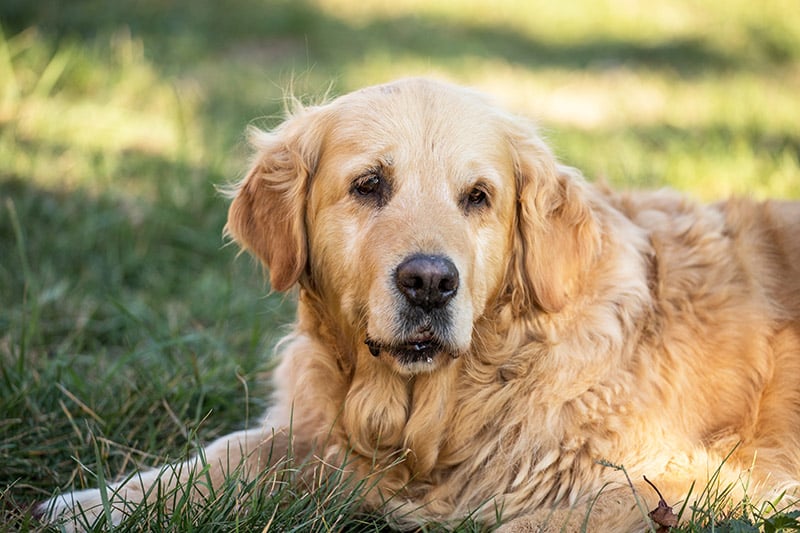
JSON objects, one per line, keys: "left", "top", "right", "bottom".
{"left": 0, "top": 0, "right": 798, "bottom": 529}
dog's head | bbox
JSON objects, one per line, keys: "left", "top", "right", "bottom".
{"left": 226, "top": 78, "right": 600, "bottom": 375}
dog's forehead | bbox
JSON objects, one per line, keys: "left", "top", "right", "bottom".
{"left": 322, "top": 81, "right": 509, "bottom": 165}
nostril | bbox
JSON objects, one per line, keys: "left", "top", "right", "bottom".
{"left": 438, "top": 276, "right": 457, "bottom": 294}
{"left": 395, "top": 254, "right": 459, "bottom": 310}
{"left": 399, "top": 273, "right": 425, "bottom": 291}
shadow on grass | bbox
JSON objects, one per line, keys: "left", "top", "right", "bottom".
{"left": 0, "top": 137, "right": 295, "bottom": 349}
{"left": 0, "top": 141, "right": 293, "bottom": 509}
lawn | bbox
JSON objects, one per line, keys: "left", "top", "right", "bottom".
{"left": 1, "top": 0, "right": 799, "bottom": 531}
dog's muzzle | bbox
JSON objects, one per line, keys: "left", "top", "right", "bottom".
{"left": 364, "top": 254, "right": 460, "bottom": 365}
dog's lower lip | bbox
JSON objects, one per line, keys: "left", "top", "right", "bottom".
{"left": 364, "top": 337, "right": 443, "bottom": 361}
{"left": 403, "top": 341, "right": 434, "bottom": 352}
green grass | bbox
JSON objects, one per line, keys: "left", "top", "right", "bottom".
{"left": 1, "top": 0, "right": 799, "bottom": 531}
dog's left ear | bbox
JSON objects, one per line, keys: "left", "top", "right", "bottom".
{"left": 225, "top": 108, "right": 323, "bottom": 291}
{"left": 506, "top": 124, "right": 602, "bottom": 314}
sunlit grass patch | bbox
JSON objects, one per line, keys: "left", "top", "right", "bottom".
{"left": 0, "top": 27, "right": 203, "bottom": 199}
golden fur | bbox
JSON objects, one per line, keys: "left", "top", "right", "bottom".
{"left": 41, "top": 78, "right": 800, "bottom": 532}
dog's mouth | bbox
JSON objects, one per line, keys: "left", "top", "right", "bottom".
{"left": 365, "top": 331, "right": 453, "bottom": 366}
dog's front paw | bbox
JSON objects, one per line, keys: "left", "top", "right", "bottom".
{"left": 36, "top": 485, "right": 141, "bottom": 532}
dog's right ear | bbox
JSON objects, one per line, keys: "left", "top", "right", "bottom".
{"left": 225, "top": 110, "right": 323, "bottom": 292}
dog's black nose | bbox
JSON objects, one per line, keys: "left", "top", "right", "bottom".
{"left": 395, "top": 254, "right": 459, "bottom": 310}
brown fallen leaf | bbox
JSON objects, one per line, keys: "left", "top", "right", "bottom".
{"left": 644, "top": 475, "right": 678, "bottom": 532}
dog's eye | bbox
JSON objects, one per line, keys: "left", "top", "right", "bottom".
{"left": 354, "top": 175, "right": 381, "bottom": 196}
{"left": 467, "top": 188, "right": 487, "bottom": 205}
{"left": 465, "top": 187, "right": 489, "bottom": 210}
{"left": 351, "top": 171, "right": 391, "bottom": 208}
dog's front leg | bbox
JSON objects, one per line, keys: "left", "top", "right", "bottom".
{"left": 37, "top": 427, "right": 291, "bottom": 532}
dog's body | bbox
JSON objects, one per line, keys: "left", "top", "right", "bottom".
{"left": 41, "top": 78, "right": 800, "bottom": 531}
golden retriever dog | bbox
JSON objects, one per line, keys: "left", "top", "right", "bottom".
{"left": 40, "top": 78, "right": 800, "bottom": 532}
